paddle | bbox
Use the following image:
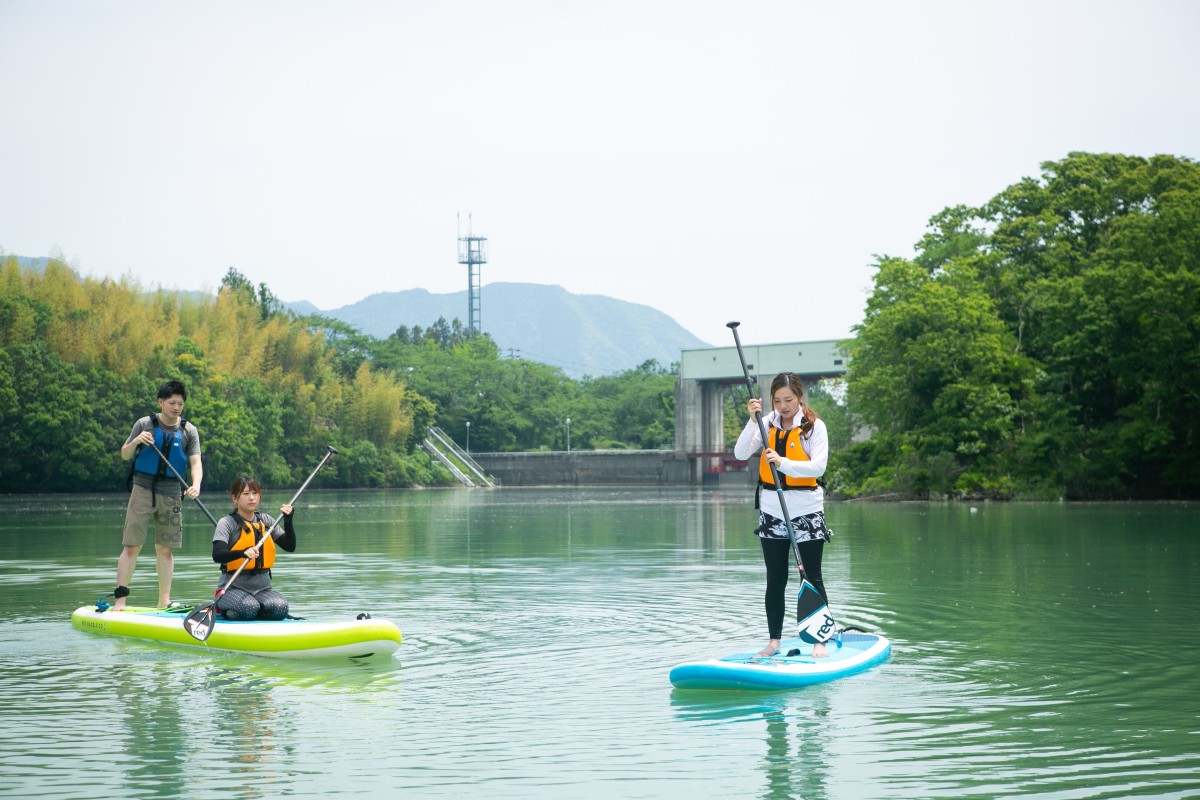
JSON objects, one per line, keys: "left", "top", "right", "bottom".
{"left": 143, "top": 439, "right": 218, "bottom": 526}
{"left": 183, "top": 446, "right": 339, "bottom": 642}
{"left": 727, "top": 321, "right": 836, "bottom": 645}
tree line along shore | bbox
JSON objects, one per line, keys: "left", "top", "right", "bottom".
{"left": 3, "top": 152, "right": 1196, "bottom": 500}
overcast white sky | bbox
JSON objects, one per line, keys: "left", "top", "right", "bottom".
{"left": 2, "top": 1, "right": 1197, "bottom": 346}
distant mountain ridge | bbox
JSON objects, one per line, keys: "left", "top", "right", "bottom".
{"left": 289, "top": 282, "right": 710, "bottom": 378}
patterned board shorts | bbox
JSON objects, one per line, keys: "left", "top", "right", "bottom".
{"left": 755, "top": 510, "right": 833, "bottom": 543}
{"left": 122, "top": 485, "right": 184, "bottom": 548}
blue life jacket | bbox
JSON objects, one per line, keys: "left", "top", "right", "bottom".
{"left": 128, "top": 414, "right": 189, "bottom": 489}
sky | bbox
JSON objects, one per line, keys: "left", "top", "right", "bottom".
{"left": 2, "top": 1, "right": 1197, "bottom": 348}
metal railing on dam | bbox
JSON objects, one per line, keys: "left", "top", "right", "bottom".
{"left": 422, "top": 426, "right": 496, "bottom": 487}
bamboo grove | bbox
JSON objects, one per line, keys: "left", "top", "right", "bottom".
{"left": 0, "top": 262, "right": 679, "bottom": 493}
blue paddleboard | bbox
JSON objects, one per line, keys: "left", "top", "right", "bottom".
{"left": 669, "top": 631, "right": 890, "bottom": 690}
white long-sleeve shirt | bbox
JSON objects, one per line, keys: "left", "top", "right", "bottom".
{"left": 734, "top": 409, "right": 828, "bottom": 519}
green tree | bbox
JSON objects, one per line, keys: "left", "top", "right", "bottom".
{"left": 0, "top": 342, "right": 112, "bottom": 491}
{"left": 843, "top": 152, "right": 1200, "bottom": 499}
{"left": 577, "top": 359, "right": 676, "bottom": 449}
{"left": 0, "top": 256, "right": 694, "bottom": 492}
{"left": 845, "top": 257, "right": 1033, "bottom": 498}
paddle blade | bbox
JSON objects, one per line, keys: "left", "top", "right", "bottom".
{"left": 796, "top": 579, "right": 835, "bottom": 644}
{"left": 183, "top": 602, "right": 218, "bottom": 642}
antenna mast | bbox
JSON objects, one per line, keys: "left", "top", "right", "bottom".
{"left": 457, "top": 214, "right": 488, "bottom": 335}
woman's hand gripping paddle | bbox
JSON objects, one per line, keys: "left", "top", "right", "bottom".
{"left": 183, "top": 446, "right": 338, "bottom": 642}
{"left": 727, "top": 322, "right": 836, "bottom": 645}
{"left": 145, "top": 439, "right": 218, "bottom": 526}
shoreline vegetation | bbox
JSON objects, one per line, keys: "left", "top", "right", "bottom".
{"left": 837, "top": 152, "right": 1199, "bottom": 502}
{"left": 3, "top": 152, "right": 1197, "bottom": 501}
{"left": 0, "top": 259, "right": 679, "bottom": 495}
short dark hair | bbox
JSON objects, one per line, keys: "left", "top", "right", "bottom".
{"left": 157, "top": 380, "right": 187, "bottom": 401}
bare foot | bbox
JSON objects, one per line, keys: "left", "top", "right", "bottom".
{"left": 756, "top": 639, "right": 782, "bottom": 658}
{"left": 811, "top": 642, "right": 828, "bottom": 658}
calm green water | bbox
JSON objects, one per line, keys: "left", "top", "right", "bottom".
{"left": 0, "top": 489, "right": 1197, "bottom": 799}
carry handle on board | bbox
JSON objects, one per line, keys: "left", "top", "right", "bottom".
{"left": 727, "top": 321, "right": 835, "bottom": 644}
{"left": 183, "top": 446, "right": 338, "bottom": 642}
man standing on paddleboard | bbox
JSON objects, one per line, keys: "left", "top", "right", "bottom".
{"left": 112, "top": 379, "right": 203, "bottom": 611}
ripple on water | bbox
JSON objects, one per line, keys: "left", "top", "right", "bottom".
{"left": 4, "top": 494, "right": 1200, "bottom": 799}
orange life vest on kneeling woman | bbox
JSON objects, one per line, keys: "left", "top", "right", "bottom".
{"left": 223, "top": 515, "right": 276, "bottom": 572}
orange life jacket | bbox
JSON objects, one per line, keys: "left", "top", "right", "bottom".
{"left": 222, "top": 514, "right": 276, "bottom": 573}
{"left": 758, "top": 425, "right": 818, "bottom": 490}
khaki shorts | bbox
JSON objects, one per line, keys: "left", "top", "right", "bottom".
{"left": 122, "top": 485, "right": 184, "bottom": 549}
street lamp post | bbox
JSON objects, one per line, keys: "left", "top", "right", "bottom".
{"left": 566, "top": 417, "right": 571, "bottom": 453}
{"left": 466, "top": 421, "right": 471, "bottom": 454}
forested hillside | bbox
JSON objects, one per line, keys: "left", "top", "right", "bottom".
{"left": 0, "top": 263, "right": 679, "bottom": 493}
{"left": 0, "top": 264, "right": 439, "bottom": 492}
{"left": 839, "top": 152, "right": 1199, "bottom": 500}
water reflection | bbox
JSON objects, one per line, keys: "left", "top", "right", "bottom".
{"left": 109, "top": 661, "right": 190, "bottom": 798}
{"left": 219, "top": 652, "right": 405, "bottom": 693}
{"left": 210, "top": 674, "right": 286, "bottom": 795}
{"left": 762, "top": 697, "right": 831, "bottom": 800}
{"left": 670, "top": 690, "right": 832, "bottom": 800}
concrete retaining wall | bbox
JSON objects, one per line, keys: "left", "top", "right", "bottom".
{"left": 470, "top": 450, "right": 695, "bottom": 487}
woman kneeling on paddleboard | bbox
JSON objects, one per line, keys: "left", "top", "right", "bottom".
{"left": 211, "top": 476, "right": 296, "bottom": 621}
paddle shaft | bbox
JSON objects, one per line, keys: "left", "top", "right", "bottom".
{"left": 143, "top": 439, "right": 218, "bottom": 526}
{"left": 727, "top": 321, "right": 806, "bottom": 575}
{"left": 216, "top": 445, "right": 339, "bottom": 597}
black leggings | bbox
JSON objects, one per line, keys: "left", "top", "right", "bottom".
{"left": 760, "top": 536, "right": 828, "bottom": 640}
{"left": 217, "top": 586, "right": 289, "bottom": 621}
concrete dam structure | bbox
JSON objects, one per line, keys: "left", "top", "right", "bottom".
{"left": 463, "top": 339, "right": 849, "bottom": 487}
{"left": 471, "top": 450, "right": 692, "bottom": 487}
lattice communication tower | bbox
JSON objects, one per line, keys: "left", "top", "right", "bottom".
{"left": 457, "top": 215, "right": 488, "bottom": 335}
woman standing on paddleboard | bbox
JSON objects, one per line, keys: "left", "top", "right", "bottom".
{"left": 211, "top": 476, "right": 297, "bottom": 621}
{"left": 734, "top": 372, "right": 833, "bottom": 659}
